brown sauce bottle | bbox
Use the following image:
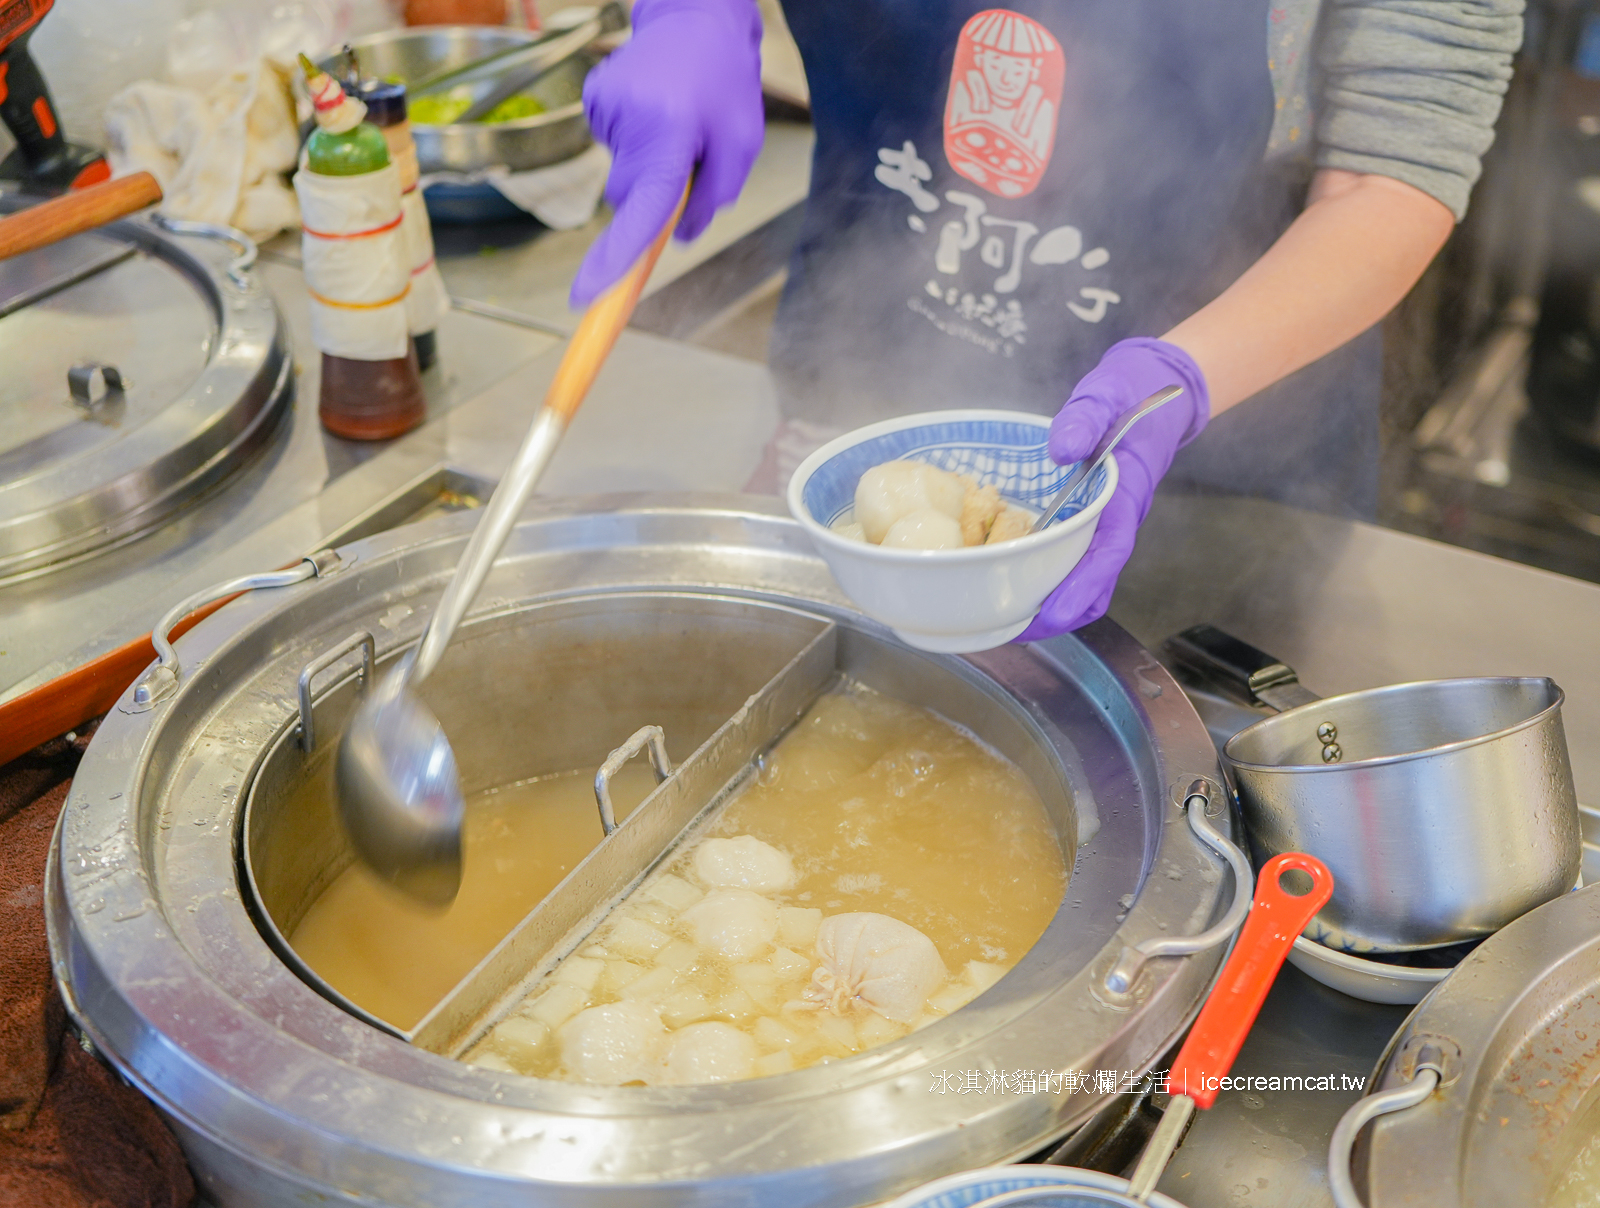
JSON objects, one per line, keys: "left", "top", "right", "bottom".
{"left": 300, "top": 57, "right": 427, "bottom": 441}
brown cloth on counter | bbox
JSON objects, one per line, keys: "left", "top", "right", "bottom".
{"left": 0, "top": 730, "right": 195, "bottom": 1208}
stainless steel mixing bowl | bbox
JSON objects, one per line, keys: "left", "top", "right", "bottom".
{"left": 49, "top": 494, "right": 1239, "bottom": 1208}
{"left": 332, "top": 27, "right": 594, "bottom": 173}
{"left": 1333, "top": 883, "right": 1600, "bottom": 1208}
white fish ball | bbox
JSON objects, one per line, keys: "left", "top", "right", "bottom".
{"left": 855, "top": 461, "right": 927, "bottom": 544}
{"left": 917, "top": 463, "right": 970, "bottom": 518}
{"left": 855, "top": 462, "right": 967, "bottom": 543}
{"left": 655, "top": 1022, "right": 757, "bottom": 1084}
{"left": 558, "top": 1002, "right": 665, "bottom": 1085}
{"left": 680, "top": 889, "right": 778, "bottom": 961}
{"left": 882, "top": 508, "right": 964, "bottom": 550}
{"left": 692, "top": 835, "right": 797, "bottom": 892}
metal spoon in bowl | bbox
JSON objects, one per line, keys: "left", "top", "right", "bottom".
{"left": 1030, "top": 384, "right": 1184, "bottom": 533}
{"left": 334, "top": 190, "right": 688, "bottom": 906}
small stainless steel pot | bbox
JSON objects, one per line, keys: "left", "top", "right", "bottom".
{"left": 1168, "top": 625, "right": 1581, "bottom": 953}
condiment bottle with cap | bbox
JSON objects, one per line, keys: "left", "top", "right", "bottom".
{"left": 296, "top": 54, "right": 427, "bottom": 441}
{"left": 353, "top": 77, "right": 449, "bottom": 371}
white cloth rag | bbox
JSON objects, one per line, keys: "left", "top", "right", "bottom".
{"left": 103, "top": 61, "right": 300, "bottom": 243}
{"left": 401, "top": 188, "right": 450, "bottom": 336}
{"left": 418, "top": 141, "right": 612, "bottom": 230}
{"left": 295, "top": 162, "right": 411, "bottom": 362}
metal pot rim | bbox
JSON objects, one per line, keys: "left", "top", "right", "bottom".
{"left": 1221, "top": 676, "right": 1563, "bottom": 775}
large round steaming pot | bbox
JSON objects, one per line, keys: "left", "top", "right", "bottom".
{"left": 48, "top": 495, "right": 1235, "bottom": 1208}
{"left": 1349, "top": 883, "right": 1600, "bottom": 1208}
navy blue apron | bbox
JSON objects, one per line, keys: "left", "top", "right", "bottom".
{"left": 771, "top": 1, "right": 1380, "bottom": 517}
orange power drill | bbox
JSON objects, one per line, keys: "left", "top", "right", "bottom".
{"left": 0, "top": 0, "right": 109, "bottom": 190}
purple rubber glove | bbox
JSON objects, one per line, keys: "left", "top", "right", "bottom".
{"left": 1016, "top": 338, "right": 1210, "bottom": 642}
{"left": 569, "top": 0, "right": 765, "bottom": 307}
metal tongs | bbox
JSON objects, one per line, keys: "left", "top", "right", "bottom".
{"left": 408, "top": 2, "right": 626, "bottom": 121}
{"left": 1030, "top": 385, "right": 1183, "bottom": 532}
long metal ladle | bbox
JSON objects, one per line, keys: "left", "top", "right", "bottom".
{"left": 335, "top": 192, "right": 688, "bottom": 906}
{"left": 1030, "top": 384, "right": 1184, "bottom": 532}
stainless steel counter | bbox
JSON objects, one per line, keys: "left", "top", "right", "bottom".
{"left": 1113, "top": 492, "right": 1600, "bottom": 805}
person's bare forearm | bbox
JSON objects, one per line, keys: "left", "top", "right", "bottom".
{"left": 1162, "top": 169, "right": 1454, "bottom": 417}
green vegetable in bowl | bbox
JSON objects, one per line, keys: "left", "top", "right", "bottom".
{"left": 409, "top": 85, "right": 547, "bottom": 126}
{"left": 480, "top": 94, "right": 546, "bottom": 122}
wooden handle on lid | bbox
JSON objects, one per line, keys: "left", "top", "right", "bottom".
{"left": 0, "top": 171, "right": 163, "bottom": 261}
{"left": 542, "top": 185, "right": 689, "bottom": 424}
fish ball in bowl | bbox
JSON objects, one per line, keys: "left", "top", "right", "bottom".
{"left": 883, "top": 508, "right": 965, "bottom": 550}
{"left": 856, "top": 461, "right": 968, "bottom": 542}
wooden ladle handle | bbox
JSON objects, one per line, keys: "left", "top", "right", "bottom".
{"left": 405, "top": 186, "right": 690, "bottom": 685}
{"left": 543, "top": 186, "right": 689, "bottom": 422}
{"left": 0, "top": 171, "right": 163, "bottom": 261}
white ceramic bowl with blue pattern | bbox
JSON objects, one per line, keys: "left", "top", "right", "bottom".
{"left": 787, "top": 411, "right": 1116, "bottom": 653}
{"left": 881, "top": 1163, "right": 1187, "bottom": 1208}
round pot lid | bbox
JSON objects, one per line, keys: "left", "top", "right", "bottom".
{"left": 0, "top": 202, "right": 292, "bottom": 581}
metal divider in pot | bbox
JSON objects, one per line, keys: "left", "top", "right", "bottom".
{"left": 1165, "top": 624, "right": 1581, "bottom": 956}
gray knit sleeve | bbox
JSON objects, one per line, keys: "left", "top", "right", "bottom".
{"left": 1315, "top": 0, "right": 1524, "bottom": 219}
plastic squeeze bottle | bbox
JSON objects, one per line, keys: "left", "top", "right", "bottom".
{"left": 297, "top": 54, "right": 427, "bottom": 440}
{"left": 353, "top": 77, "right": 449, "bottom": 371}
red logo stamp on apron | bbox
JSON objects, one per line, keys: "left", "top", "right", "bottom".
{"left": 943, "top": 10, "right": 1063, "bottom": 199}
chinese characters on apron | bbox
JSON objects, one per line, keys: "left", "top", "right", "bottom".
{"left": 766, "top": 1, "right": 1380, "bottom": 516}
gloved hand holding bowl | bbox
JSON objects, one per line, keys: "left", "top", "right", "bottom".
{"left": 569, "top": 0, "right": 1519, "bottom": 646}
